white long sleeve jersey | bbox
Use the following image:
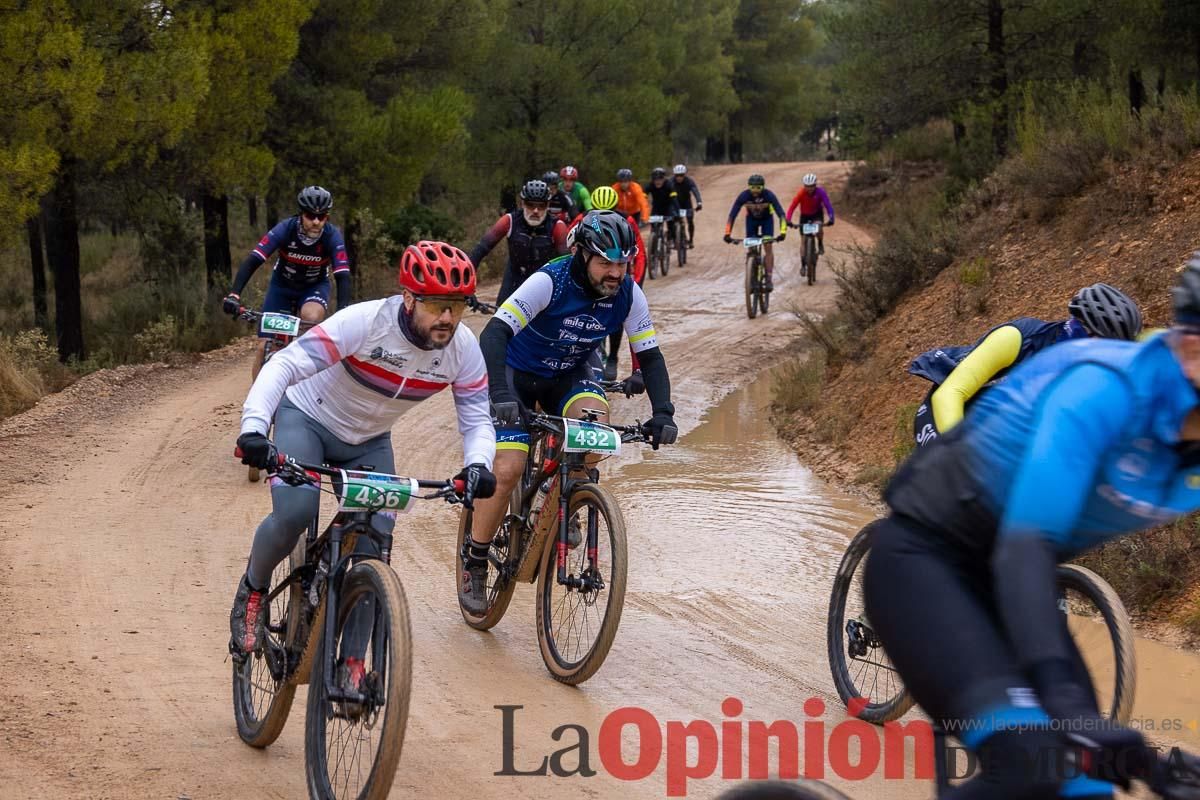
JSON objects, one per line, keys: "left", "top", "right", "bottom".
{"left": 241, "top": 296, "right": 495, "bottom": 469}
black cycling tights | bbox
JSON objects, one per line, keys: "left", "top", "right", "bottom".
{"left": 862, "top": 515, "right": 1105, "bottom": 799}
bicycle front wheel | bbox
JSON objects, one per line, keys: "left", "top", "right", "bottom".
{"left": 536, "top": 483, "right": 628, "bottom": 685}
{"left": 649, "top": 234, "right": 660, "bottom": 279}
{"left": 826, "top": 522, "right": 914, "bottom": 724}
{"left": 232, "top": 536, "right": 305, "bottom": 747}
{"left": 805, "top": 238, "right": 817, "bottom": 286}
{"left": 759, "top": 261, "right": 770, "bottom": 314}
{"left": 660, "top": 236, "right": 670, "bottom": 277}
{"left": 305, "top": 559, "right": 412, "bottom": 800}
{"left": 1057, "top": 564, "right": 1136, "bottom": 723}
{"left": 457, "top": 495, "right": 522, "bottom": 631}
{"left": 745, "top": 256, "right": 759, "bottom": 319}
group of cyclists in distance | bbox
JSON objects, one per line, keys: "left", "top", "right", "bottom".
{"left": 218, "top": 167, "right": 1200, "bottom": 800}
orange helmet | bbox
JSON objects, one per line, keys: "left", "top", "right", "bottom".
{"left": 398, "top": 241, "right": 476, "bottom": 296}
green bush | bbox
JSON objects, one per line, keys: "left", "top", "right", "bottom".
{"left": 384, "top": 204, "right": 465, "bottom": 251}
{"left": 772, "top": 350, "right": 828, "bottom": 416}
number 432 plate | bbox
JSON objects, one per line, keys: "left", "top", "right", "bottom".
{"left": 563, "top": 419, "right": 621, "bottom": 454}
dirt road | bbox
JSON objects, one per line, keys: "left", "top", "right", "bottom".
{"left": 0, "top": 162, "right": 901, "bottom": 800}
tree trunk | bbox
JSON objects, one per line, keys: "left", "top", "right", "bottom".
{"left": 247, "top": 194, "right": 258, "bottom": 228}
{"left": 343, "top": 210, "right": 361, "bottom": 302}
{"left": 1129, "top": 68, "right": 1145, "bottom": 115}
{"left": 202, "top": 192, "right": 232, "bottom": 292}
{"left": 265, "top": 190, "right": 279, "bottom": 228}
{"left": 987, "top": 0, "right": 1008, "bottom": 157}
{"left": 27, "top": 216, "right": 49, "bottom": 330}
{"left": 42, "top": 160, "right": 85, "bottom": 362}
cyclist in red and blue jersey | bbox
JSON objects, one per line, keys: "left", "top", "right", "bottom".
{"left": 723, "top": 174, "right": 787, "bottom": 290}
{"left": 785, "top": 172, "right": 835, "bottom": 260}
{"left": 223, "top": 186, "right": 352, "bottom": 378}
{"left": 859, "top": 257, "right": 1200, "bottom": 799}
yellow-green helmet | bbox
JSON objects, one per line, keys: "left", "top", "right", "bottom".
{"left": 591, "top": 185, "right": 619, "bottom": 211}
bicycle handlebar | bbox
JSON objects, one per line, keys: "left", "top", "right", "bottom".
{"left": 728, "top": 236, "right": 778, "bottom": 245}
{"left": 234, "top": 447, "right": 466, "bottom": 498}
{"left": 467, "top": 296, "right": 498, "bottom": 315}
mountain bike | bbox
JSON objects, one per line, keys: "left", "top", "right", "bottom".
{"left": 673, "top": 209, "right": 691, "bottom": 269}
{"left": 648, "top": 214, "right": 669, "bottom": 279}
{"left": 230, "top": 449, "right": 468, "bottom": 800}
{"left": 730, "top": 236, "right": 775, "bottom": 319}
{"left": 827, "top": 520, "right": 1136, "bottom": 725}
{"left": 455, "top": 399, "right": 674, "bottom": 684}
{"left": 800, "top": 220, "right": 822, "bottom": 286}
{"left": 232, "top": 306, "right": 317, "bottom": 482}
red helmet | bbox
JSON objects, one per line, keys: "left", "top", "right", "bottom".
{"left": 560, "top": 165, "right": 579, "bottom": 179}
{"left": 398, "top": 241, "right": 476, "bottom": 296}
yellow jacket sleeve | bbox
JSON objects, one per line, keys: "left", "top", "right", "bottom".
{"left": 930, "top": 325, "right": 1023, "bottom": 432}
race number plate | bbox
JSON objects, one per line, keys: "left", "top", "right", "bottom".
{"left": 648, "top": 215, "right": 665, "bottom": 223}
{"left": 802, "top": 222, "right": 821, "bottom": 235}
{"left": 742, "top": 237, "right": 763, "bottom": 247}
{"left": 260, "top": 312, "right": 302, "bottom": 337}
{"left": 338, "top": 471, "right": 419, "bottom": 513}
{"left": 562, "top": 420, "right": 621, "bottom": 454}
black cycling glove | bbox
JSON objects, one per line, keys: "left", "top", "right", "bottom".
{"left": 455, "top": 463, "right": 497, "bottom": 510}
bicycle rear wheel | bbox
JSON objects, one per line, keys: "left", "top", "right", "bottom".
{"left": 745, "top": 256, "right": 759, "bottom": 319}
{"left": 826, "top": 522, "right": 913, "bottom": 724}
{"left": 536, "top": 483, "right": 627, "bottom": 685}
{"left": 305, "top": 558, "right": 412, "bottom": 800}
{"left": 1056, "top": 564, "right": 1135, "bottom": 723}
{"left": 232, "top": 536, "right": 305, "bottom": 746}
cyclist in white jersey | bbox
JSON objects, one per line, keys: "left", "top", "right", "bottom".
{"left": 229, "top": 241, "right": 497, "bottom": 658}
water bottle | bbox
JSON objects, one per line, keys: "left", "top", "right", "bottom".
{"left": 527, "top": 479, "right": 553, "bottom": 529}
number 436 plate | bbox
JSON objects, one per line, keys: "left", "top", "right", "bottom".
{"left": 562, "top": 419, "right": 621, "bottom": 454}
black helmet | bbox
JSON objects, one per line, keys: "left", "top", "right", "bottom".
{"left": 574, "top": 210, "right": 638, "bottom": 263}
{"left": 748, "top": 174, "right": 765, "bottom": 187}
{"left": 520, "top": 179, "right": 551, "bottom": 203}
{"left": 616, "top": 168, "right": 633, "bottom": 181}
{"left": 651, "top": 166, "right": 667, "bottom": 179}
{"left": 1068, "top": 283, "right": 1143, "bottom": 340}
{"left": 1173, "top": 252, "right": 1200, "bottom": 326}
{"left": 297, "top": 185, "right": 333, "bottom": 213}
{"left": 542, "top": 170, "right": 560, "bottom": 186}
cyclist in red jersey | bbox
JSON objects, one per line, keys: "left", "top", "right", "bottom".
{"left": 785, "top": 172, "right": 835, "bottom": 257}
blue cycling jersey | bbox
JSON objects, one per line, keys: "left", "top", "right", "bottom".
{"left": 497, "top": 255, "right": 658, "bottom": 377}
{"left": 960, "top": 334, "right": 1200, "bottom": 557}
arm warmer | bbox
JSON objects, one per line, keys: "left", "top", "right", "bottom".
{"left": 480, "top": 317, "right": 516, "bottom": 405}
{"left": 335, "top": 272, "right": 352, "bottom": 309}
{"left": 635, "top": 346, "right": 674, "bottom": 417}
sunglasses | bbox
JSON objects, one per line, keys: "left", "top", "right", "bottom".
{"left": 414, "top": 295, "right": 469, "bottom": 314}
{"left": 524, "top": 202, "right": 548, "bottom": 211}
{"left": 302, "top": 211, "right": 329, "bottom": 222}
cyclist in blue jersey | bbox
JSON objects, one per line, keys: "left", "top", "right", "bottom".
{"left": 223, "top": 186, "right": 352, "bottom": 377}
{"left": 860, "top": 255, "right": 1200, "bottom": 799}
{"left": 459, "top": 210, "right": 678, "bottom": 614}
{"left": 908, "top": 284, "right": 1143, "bottom": 447}
{"left": 723, "top": 174, "right": 787, "bottom": 290}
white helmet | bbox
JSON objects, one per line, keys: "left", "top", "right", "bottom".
{"left": 673, "top": 164, "right": 687, "bottom": 175}
{"left": 802, "top": 172, "right": 817, "bottom": 187}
